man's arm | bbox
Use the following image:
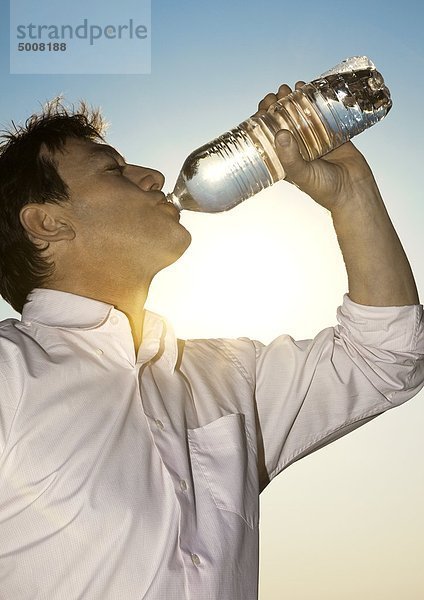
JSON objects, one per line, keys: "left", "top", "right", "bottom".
{"left": 257, "top": 83, "right": 419, "bottom": 307}
{"left": 275, "top": 132, "right": 419, "bottom": 306}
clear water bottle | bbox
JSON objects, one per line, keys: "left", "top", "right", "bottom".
{"left": 166, "top": 56, "right": 392, "bottom": 213}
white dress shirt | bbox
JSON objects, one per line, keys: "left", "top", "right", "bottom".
{"left": 0, "top": 288, "right": 423, "bottom": 600}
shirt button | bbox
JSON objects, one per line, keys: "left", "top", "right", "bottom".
{"left": 110, "top": 315, "right": 119, "bottom": 325}
{"left": 155, "top": 419, "right": 164, "bottom": 430}
{"left": 95, "top": 348, "right": 104, "bottom": 356}
{"left": 190, "top": 553, "right": 201, "bottom": 567}
{"left": 179, "top": 479, "right": 188, "bottom": 492}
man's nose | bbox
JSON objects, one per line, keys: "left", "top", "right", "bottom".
{"left": 135, "top": 167, "right": 165, "bottom": 191}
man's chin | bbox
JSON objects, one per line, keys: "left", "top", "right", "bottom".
{"left": 158, "top": 229, "right": 192, "bottom": 272}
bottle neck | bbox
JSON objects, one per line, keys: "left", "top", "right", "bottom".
{"left": 166, "top": 192, "right": 183, "bottom": 211}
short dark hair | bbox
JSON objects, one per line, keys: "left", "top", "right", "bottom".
{"left": 0, "top": 98, "right": 106, "bottom": 313}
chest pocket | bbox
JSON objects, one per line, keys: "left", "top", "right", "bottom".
{"left": 187, "top": 413, "right": 259, "bottom": 529}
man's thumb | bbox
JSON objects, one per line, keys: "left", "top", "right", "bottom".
{"left": 275, "top": 130, "right": 308, "bottom": 184}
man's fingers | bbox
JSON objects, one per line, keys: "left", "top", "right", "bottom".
{"left": 257, "top": 92, "right": 278, "bottom": 112}
{"left": 276, "top": 84, "right": 292, "bottom": 99}
{"left": 255, "top": 81, "right": 303, "bottom": 117}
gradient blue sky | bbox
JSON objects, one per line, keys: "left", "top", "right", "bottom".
{"left": 1, "top": 1, "right": 423, "bottom": 597}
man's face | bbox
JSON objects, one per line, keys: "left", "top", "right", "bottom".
{"left": 50, "top": 137, "right": 191, "bottom": 282}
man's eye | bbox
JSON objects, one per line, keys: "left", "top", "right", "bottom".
{"left": 106, "top": 164, "right": 124, "bottom": 173}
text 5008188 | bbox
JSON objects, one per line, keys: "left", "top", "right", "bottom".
{"left": 18, "top": 43, "right": 67, "bottom": 52}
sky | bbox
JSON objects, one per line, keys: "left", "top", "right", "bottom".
{"left": 1, "top": 0, "right": 424, "bottom": 597}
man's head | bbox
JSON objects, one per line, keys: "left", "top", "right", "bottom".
{"left": 0, "top": 99, "right": 190, "bottom": 313}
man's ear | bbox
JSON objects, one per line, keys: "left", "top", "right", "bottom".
{"left": 19, "top": 203, "right": 75, "bottom": 243}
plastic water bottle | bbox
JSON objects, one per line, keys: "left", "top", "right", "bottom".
{"left": 166, "top": 56, "right": 392, "bottom": 213}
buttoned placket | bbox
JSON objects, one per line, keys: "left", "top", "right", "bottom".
{"left": 79, "top": 304, "right": 206, "bottom": 583}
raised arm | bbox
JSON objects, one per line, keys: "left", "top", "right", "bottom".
{"left": 256, "top": 83, "right": 419, "bottom": 307}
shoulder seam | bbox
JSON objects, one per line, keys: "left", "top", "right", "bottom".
{"left": 215, "top": 340, "right": 255, "bottom": 389}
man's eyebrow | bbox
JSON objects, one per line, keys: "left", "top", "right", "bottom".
{"left": 88, "top": 146, "right": 126, "bottom": 163}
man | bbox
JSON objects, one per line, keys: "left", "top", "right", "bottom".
{"left": 0, "top": 86, "right": 422, "bottom": 600}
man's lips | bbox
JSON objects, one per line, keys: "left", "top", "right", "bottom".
{"left": 156, "top": 193, "right": 180, "bottom": 216}
{"left": 156, "top": 192, "right": 168, "bottom": 205}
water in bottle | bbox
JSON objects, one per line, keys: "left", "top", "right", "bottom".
{"left": 166, "top": 56, "right": 392, "bottom": 213}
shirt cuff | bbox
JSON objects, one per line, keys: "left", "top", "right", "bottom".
{"left": 336, "top": 293, "right": 424, "bottom": 353}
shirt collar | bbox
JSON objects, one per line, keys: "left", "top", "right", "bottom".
{"left": 21, "top": 288, "right": 178, "bottom": 371}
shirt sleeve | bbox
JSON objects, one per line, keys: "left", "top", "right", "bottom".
{"left": 253, "top": 294, "right": 424, "bottom": 484}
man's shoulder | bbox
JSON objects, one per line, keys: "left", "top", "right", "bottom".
{"left": 0, "top": 319, "right": 25, "bottom": 414}
{"left": 182, "top": 334, "right": 256, "bottom": 355}
{"left": 179, "top": 335, "right": 258, "bottom": 386}
{"left": 0, "top": 316, "right": 22, "bottom": 337}
{"left": 0, "top": 317, "right": 25, "bottom": 365}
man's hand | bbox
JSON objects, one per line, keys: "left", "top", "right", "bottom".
{"left": 253, "top": 82, "right": 419, "bottom": 306}
{"left": 253, "top": 82, "right": 378, "bottom": 213}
